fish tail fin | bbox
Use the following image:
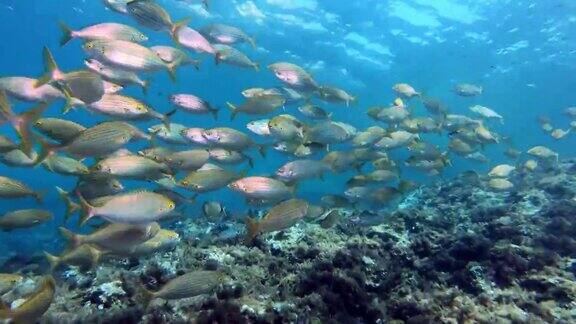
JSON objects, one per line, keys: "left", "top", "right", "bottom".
{"left": 0, "top": 299, "right": 12, "bottom": 319}
{"left": 209, "top": 105, "right": 218, "bottom": 120}
{"left": 56, "top": 186, "right": 80, "bottom": 222}
{"left": 15, "top": 103, "right": 48, "bottom": 157}
{"left": 61, "top": 88, "right": 76, "bottom": 114}
{"left": 226, "top": 102, "right": 238, "bottom": 121}
{"left": 166, "top": 63, "right": 177, "bottom": 83}
{"left": 0, "top": 90, "right": 14, "bottom": 121}
{"left": 141, "top": 80, "right": 150, "bottom": 95}
{"left": 162, "top": 109, "right": 177, "bottom": 130}
{"left": 248, "top": 37, "right": 257, "bottom": 49}
{"left": 35, "top": 137, "right": 57, "bottom": 166}
{"left": 252, "top": 62, "right": 260, "bottom": 71}
{"left": 202, "top": 0, "right": 210, "bottom": 10}
{"left": 244, "top": 217, "right": 260, "bottom": 244}
{"left": 89, "top": 247, "right": 104, "bottom": 268}
{"left": 33, "top": 191, "right": 44, "bottom": 204}
{"left": 214, "top": 51, "right": 224, "bottom": 65}
{"left": 58, "top": 226, "right": 81, "bottom": 249}
{"left": 171, "top": 17, "right": 190, "bottom": 35}
{"left": 258, "top": 144, "right": 266, "bottom": 157}
{"left": 192, "top": 59, "right": 201, "bottom": 71}
{"left": 36, "top": 46, "right": 60, "bottom": 88}
{"left": 77, "top": 192, "right": 95, "bottom": 226}
{"left": 246, "top": 155, "right": 254, "bottom": 169}
{"left": 58, "top": 21, "right": 74, "bottom": 47}
{"left": 43, "top": 251, "right": 60, "bottom": 272}
{"left": 351, "top": 95, "right": 359, "bottom": 107}
{"left": 135, "top": 281, "right": 155, "bottom": 309}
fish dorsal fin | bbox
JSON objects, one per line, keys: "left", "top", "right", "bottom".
{"left": 198, "top": 163, "right": 223, "bottom": 171}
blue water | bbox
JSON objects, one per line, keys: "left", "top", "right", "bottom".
{"left": 0, "top": 0, "right": 574, "bottom": 257}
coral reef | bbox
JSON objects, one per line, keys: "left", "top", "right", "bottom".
{"left": 3, "top": 160, "right": 576, "bottom": 323}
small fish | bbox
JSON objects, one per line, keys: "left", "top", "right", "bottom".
{"left": 103, "top": 0, "right": 130, "bottom": 13}
{"left": 488, "top": 178, "right": 513, "bottom": 191}
{"left": 59, "top": 223, "right": 160, "bottom": 253}
{"left": 488, "top": 164, "right": 516, "bottom": 177}
{"left": 245, "top": 199, "right": 309, "bottom": 243}
{"left": 208, "top": 148, "right": 253, "bottom": 168}
{"left": 0, "top": 77, "right": 65, "bottom": 103}
{"left": 0, "top": 276, "right": 55, "bottom": 324}
{"left": 352, "top": 126, "right": 386, "bottom": 147}
{"left": 321, "top": 195, "right": 352, "bottom": 208}
{"left": 165, "top": 149, "right": 209, "bottom": 171}
{"left": 229, "top": 176, "right": 294, "bottom": 200}
{"left": 214, "top": 44, "right": 259, "bottom": 70}
{"left": 392, "top": 83, "right": 419, "bottom": 98}
{"left": 268, "top": 114, "right": 305, "bottom": 142}
{"left": 44, "top": 244, "right": 104, "bottom": 271}
{"left": 564, "top": 107, "right": 576, "bottom": 118}
{"left": 138, "top": 146, "right": 173, "bottom": 163}
{"left": 179, "top": 164, "right": 244, "bottom": 193}
{"left": 527, "top": 146, "right": 558, "bottom": 162}
{"left": 83, "top": 40, "right": 176, "bottom": 81}
{"left": 59, "top": 21, "right": 147, "bottom": 46}
{"left": 39, "top": 121, "right": 149, "bottom": 159}
{"left": 322, "top": 151, "right": 360, "bottom": 173}
{"left": 0, "top": 149, "right": 38, "bottom": 168}
{"left": 202, "top": 127, "right": 264, "bottom": 155}
{"left": 181, "top": 127, "right": 210, "bottom": 146}
{"left": 73, "top": 177, "right": 124, "bottom": 201}
{"left": 200, "top": 23, "right": 256, "bottom": 48}
{"left": 307, "top": 121, "right": 355, "bottom": 145}
{"left": 42, "top": 154, "right": 89, "bottom": 176}
{"left": 138, "top": 270, "right": 227, "bottom": 307}
{"left": 242, "top": 88, "right": 280, "bottom": 98}
{"left": 127, "top": 0, "right": 185, "bottom": 32}
{"left": 551, "top": 128, "right": 570, "bottom": 140}
{"left": 85, "top": 58, "right": 148, "bottom": 93}
{"left": 0, "top": 176, "right": 42, "bottom": 203}
{"left": 368, "top": 187, "right": 401, "bottom": 205}
{"left": 172, "top": 25, "right": 216, "bottom": 55}
{"left": 0, "top": 90, "right": 47, "bottom": 157}
{"left": 37, "top": 47, "right": 105, "bottom": 106}
{"left": 92, "top": 154, "right": 171, "bottom": 180}
{"left": 524, "top": 159, "right": 538, "bottom": 171}
{"left": 151, "top": 45, "right": 200, "bottom": 70}
{"left": 203, "top": 201, "right": 226, "bottom": 220}
{"left": 246, "top": 119, "right": 271, "bottom": 136}
{"left": 84, "top": 94, "right": 173, "bottom": 127}
{"left": 319, "top": 209, "right": 341, "bottom": 229}
{"left": 503, "top": 147, "right": 521, "bottom": 159}
{"left": 78, "top": 191, "right": 175, "bottom": 225}
{"left": 268, "top": 62, "right": 319, "bottom": 91}
{"left": 226, "top": 94, "right": 285, "bottom": 120}
{"left": 317, "top": 86, "right": 356, "bottom": 106}
{"left": 149, "top": 123, "right": 188, "bottom": 144}
{"left": 115, "top": 229, "right": 180, "bottom": 256}
{"left": 369, "top": 105, "right": 410, "bottom": 123}
{"left": 298, "top": 104, "right": 331, "bottom": 120}
{"left": 0, "top": 209, "right": 52, "bottom": 231}
{"left": 374, "top": 130, "right": 419, "bottom": 149}
{"left": 454, "top": 83, "right": 483, "bottom": 97}
{"left": 469, "top": 105, "right": 503, "bottom": 122}
{"left": 171, "top": 94, "right": 218, "bottom": 119}
{"left": 0, "top": 273, "right": 23, "bottom": 295}
{"left": 275, "top": 159, "right": 330, "bottom": 182}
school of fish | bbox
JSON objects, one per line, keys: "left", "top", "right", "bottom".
{"left": 0, "top": 0, "right": 572, "bottom": 321}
